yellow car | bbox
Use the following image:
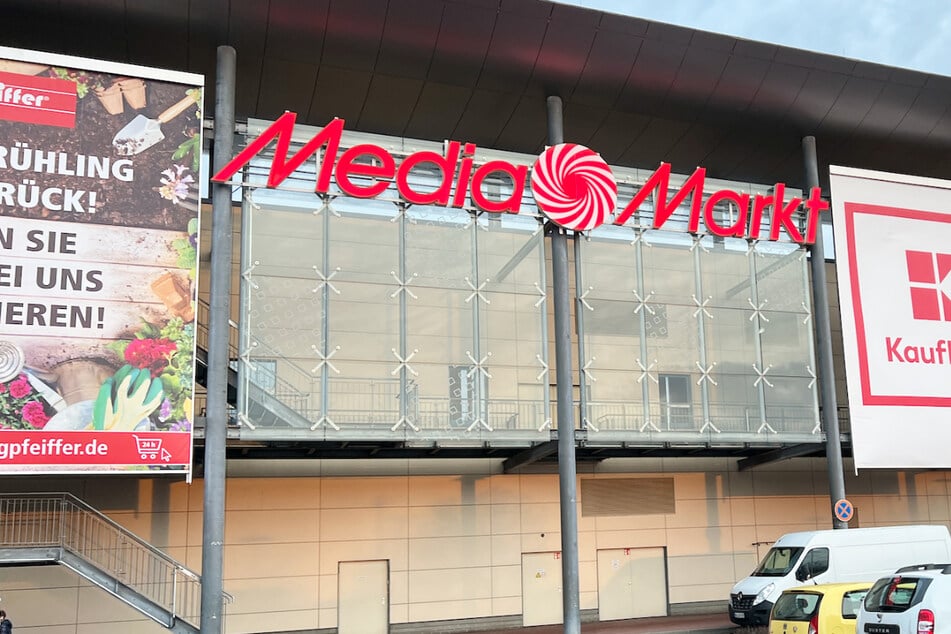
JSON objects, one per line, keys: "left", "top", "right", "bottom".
{"left": 768, "top": 582, "right": 872, "bottom": 634}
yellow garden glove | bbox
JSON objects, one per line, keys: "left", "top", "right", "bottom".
{"left": 92, "top": 365, "right": 165, "bottom": 431}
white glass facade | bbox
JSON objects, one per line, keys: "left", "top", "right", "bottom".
{"left": 232, "top": 122, "right": 820, "bottom": 444}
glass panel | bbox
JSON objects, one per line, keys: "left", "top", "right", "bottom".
{"left": 477, "top": 217, "right": 547, "bottom": 433}
{"left": 708, "top": 373, "right": 758, "bottom": 432}
{"left": 583, "top": 299, "right": 640, "bottom": 364}
{"left": 407, "top": 287, "right": 474, "bottom": 432}
{"left": 700, "top": 237, "right": 754, "bottom": 309}
{"left": 245, "top": 205, "right": 329, "bottom": 428}
{"left": 645, "top": 305, "right": 698, "bottom": 373}
{"left": 327, "top": 361, "right": 401, "bottom": 427}
{"left": 249, "top": 275, "right": 323, "bottom": 359}
{"left": 579, "top": 235, "right": 642, "bottom": 431}
{"left": 764, "top": 375, "right": 818, "bottom": 434}
{"left": 476, "top": 214, "right": 544, "bottom": 295}
{"left": 403, "top": 213, "right": 549, "bottom": 435}
{"left": 331, "top": 208, "right": 400, "bottom": 285}
{"left": 586, "top": 370, "right": 644, "bottom": 431}
{"left": 405, "top": 208, "right": 472, "bottom": 290}
{"left": 326, "top": 212, "right": 401, "bottom": 429}
{"left": 755, "top": 243, "right": 810, "bottom": 313}
{"left": 330, "top": 281, "right": 400, "bottom": 361}
{"left": 481, "top": 292, "right": 545, "bottom": 367}
{"left": 581, "top": 228, "right": 638, "bottom": 302}
{"left": 704, "top": 307, "right": 759, "bottom": 371}
{"left": 641, "top": 234, "right": 696, "bottom": 306}
{"left": 247, "top": 207, "right": 326, "bottom": 354}
{"left": 761, "top": 310, "right": 813, "bottom": 376}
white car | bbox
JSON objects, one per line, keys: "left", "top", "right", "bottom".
{"left": 857, "top": 564, "right": 951, "bottom": 633}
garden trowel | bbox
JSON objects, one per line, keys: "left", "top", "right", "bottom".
{"left": 112, "top": 94, "right": 196, "bottom": 156}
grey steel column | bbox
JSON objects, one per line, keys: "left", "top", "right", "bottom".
{"left": 202, "top": 45, "right": 236, "bottom": 632}
{"left": 547, "top": 95, "right": 581, "bottom": 633}
{"left": 803, "top": 136, "right": 848, "bottom": 529}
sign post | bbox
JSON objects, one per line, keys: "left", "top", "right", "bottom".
{"left": 834, "top": 498, "right": 854, "bottom": 523}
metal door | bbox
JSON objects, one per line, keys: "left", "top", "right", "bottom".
{"left": 597, "top": 547, "right": 667, "bottom": 621}
{"left": 521, "top": 551, "right": 563, "bottom": 626}
{"left": 338, "top": 559, "right": 389, "bottom": 634}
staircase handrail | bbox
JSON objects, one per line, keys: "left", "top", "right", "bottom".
{"left": 0, "top": 492, "right": 230, "bottom": 630}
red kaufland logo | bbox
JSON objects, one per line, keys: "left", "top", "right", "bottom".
{"left": 841, "top": 202, "right": 951, "bottom": 407}
{"left": 0, "top": 70, "right": 77, "bottom": 129}
{"left": 906, "top": 249, "right": 951, "bottom": 321}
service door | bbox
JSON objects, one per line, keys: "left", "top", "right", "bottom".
{"left": 338, "top": 559, "right": 389, "bottom": 634}
{"left": 521, "top": 552, "right": 563, "bottom": 626}
{"left": 597, "top": 547, "right": 667, "bottom": 621}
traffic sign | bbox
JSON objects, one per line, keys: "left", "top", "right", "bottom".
{"left": 834, "top": 498, "right": 854, "bottom": 522}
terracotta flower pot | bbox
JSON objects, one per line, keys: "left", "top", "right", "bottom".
{"left": 151, "top": 272, "right": 194, "bottom": 321}
{"left": 50, "top": 359, "right": 115, "bottom": 406}
{"left": 118, "top": 78, "right": 147, "bottom": 109}
{"left": 94, "top": 82, "right": 124, "bottom": 115}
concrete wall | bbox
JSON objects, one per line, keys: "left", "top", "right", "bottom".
{"left": 1, "top": 458, "right": 949, "bottom": 632}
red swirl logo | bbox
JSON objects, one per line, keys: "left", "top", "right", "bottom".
{"left": 530, "top": 143, "right": 618, "bottom": 232}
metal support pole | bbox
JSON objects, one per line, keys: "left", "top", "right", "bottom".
{"left": 201, "top": 45, "right": 236, "bottom": 632}
{"left": 803, "top": 136, "right": 848, "bottom": 529}
{"left": 547, "top": 95, "right": 581, "bottom": 633}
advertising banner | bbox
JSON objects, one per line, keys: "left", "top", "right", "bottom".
{"left": 0, "top": 47, "right": 203, "bottom": 476}
{"left": 830, "top": 166, "right": 951, "bottom": 468}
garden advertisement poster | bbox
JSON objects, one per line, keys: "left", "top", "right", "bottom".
{"left": 0, "top": 47, "right": 203, "bottom": 476}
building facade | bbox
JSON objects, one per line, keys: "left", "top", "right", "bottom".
{"left": 2, "top": 1, "right": 951, "bottom": 632}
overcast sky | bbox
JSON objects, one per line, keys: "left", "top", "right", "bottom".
{"left": 558, "top": 0, "right": 951, "bottom": 77}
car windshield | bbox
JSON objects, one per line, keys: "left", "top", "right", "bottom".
{"left": 864, "top": 576, "right": 925, "bottom": 612}
{"left": 752, "top": 546, "right": 803, "bottom": 576}
{"left": 773, "top": 592, "right": 820, "bottom": 621}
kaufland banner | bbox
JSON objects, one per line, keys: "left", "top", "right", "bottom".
{"left": 0, "top": 47, "right": 203, "bottom": 477}
{"left": 830, "top": 166, "right": 951, "bottom": 469}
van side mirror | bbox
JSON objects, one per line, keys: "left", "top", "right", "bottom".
{"left": 796, "top": 565, "right": 810, "bottom": 582}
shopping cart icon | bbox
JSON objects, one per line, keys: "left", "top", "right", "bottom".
{"left": 132, "top": 435, "right": 172, "bottom": 462}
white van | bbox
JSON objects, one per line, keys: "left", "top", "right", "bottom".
{"left": 728, "top": 524, "right": 951, "bottom": 626}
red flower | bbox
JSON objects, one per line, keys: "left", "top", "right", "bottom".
{"left": 21, "top": 401, "right": 49, "bottom": 429}
{"left": 0, "top": 381, "right": 6, "bottom": 393}
{"left": 8, "top": 375, "right": 32, "bottom": 399}
{"left": 124, "top": 338, "right": 178, "bottom": 377}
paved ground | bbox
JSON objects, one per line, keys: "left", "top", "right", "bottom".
{"left": 478, "top": 613, "right": 738, "bottom": 634}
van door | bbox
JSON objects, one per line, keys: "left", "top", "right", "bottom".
{"left": 795, "top": 548, "right": 830, "bottom": 583}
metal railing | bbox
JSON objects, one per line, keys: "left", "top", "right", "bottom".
{"left": 193, "top": 298, "right": 855, "bottom": 441}
{"left": 0, "top": 493, "right": 205, "bottom": 629}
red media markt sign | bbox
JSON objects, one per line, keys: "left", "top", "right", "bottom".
{"left": 213, "top": 112, "right": 829, "bottom": 242}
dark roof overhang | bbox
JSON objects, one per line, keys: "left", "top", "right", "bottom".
{"left": 3, "top": 1, "right": 950, "bottom": 190}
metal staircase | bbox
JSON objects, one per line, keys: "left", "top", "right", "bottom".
{"left": 0, "top": 493, "right": 211, "bottom": 633}
{"left": 194, "top": 298, "right": 314, "bottom": 429}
